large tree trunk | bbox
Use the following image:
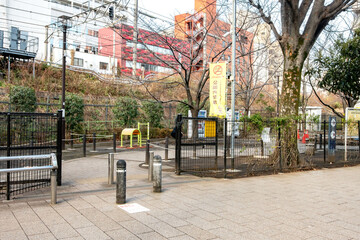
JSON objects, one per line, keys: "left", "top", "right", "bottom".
{"left": 279, "top": 46, "right": 305, "bottom": 168}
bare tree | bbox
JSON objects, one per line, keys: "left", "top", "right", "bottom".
{"left": 248, "top": 0, "right": 356, "bottom": 167}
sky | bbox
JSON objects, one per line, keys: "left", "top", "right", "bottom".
{"left": 138, "top": 0, "right": 195, "bottom": 19}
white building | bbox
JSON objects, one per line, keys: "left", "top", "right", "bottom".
{"left": 0, "top": 0, "right": 128, "bottom": 74}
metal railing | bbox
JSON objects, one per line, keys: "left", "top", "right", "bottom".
{"left": 0, "top": 153, "right": 58, "bottom": 204}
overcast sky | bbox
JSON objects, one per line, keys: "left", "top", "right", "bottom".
{"left": 138, "top": 0, "right": 195, "bottom": 19}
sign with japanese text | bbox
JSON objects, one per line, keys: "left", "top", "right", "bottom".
{"left": 209, "top": 63, "right": 226, "bottom": 118}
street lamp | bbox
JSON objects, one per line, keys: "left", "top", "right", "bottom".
{"left": 58, "top": 15, "right": 72, "bottom": 149}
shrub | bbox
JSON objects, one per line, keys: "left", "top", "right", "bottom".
{"left": 142, "top": 101, "right": 164, "bottom": 128}
{"left": 65, "top": 93, "right": 84, "bottom": 133}
{"left": 113, "top": 97, "right": 139, "bottom": 127}
{"left": 10, "top": 86, "right": 37, "bottom": 112}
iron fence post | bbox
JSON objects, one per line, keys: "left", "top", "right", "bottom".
{"left": 113, "top": 133, "right": 117, "bottom": 153}
{"left": 175, "top": 114, "right": 182, "bottom": 175}
{"left": 278, "top": 124, "right": 282, "bottom": 171}
{"left": 145, "top": 140, "right": 150, "bottom": 165}
{"left": 70, "top": 134, "right": 74, "bottom": 149}
{"left": 319, "top": 134, "right": 322, "bottom": 149}
{"left": 83, "top": 134, "right": 86, "bottom": 157}
{"left": 358, "top": 121, "right": 360, "bottom": 154}
{"left": 92, "top": 133, "right": 96, "bottom": 152}
{"left": 56, "top": 110, "right": 62, "bottom": 186}
{"left": 165, "top": 137, "right": 168, "bottom": 160}
{"left": 224, "top": 118, "right": 227, "bottom": 176}
{"left": 215, "top": 118, "right": 218, "bottom": 169}
{"left": 323, "top": 120, "right": 326, "bottom": 163}
{"left": 6, "top": 113, "right": 10, "bottom": 200}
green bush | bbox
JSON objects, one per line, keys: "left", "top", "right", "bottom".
{"left": 65, "top": 93, "right": 84, "bottom": 133}
{"left": 113, "top": 97, "right": 139, "bottom": 127}
{"left": 10, "top": 86, "right": 37, "bottom": 112}
{"left": 142, "top": 101, "right": 164, "bottom": 128}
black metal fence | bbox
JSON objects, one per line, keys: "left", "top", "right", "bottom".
{"left": 175, "top": 115, "right": 360, "bottom": 177}
{"left": 0, "top": 111, "right": 62, "bottom": 200}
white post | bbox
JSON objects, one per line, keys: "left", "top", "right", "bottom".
{"left": 230, "top": 0, "right": 236, "bottom": 160}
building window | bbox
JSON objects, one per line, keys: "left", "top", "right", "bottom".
{"left": 85, "top": 45, "right": 98, "bottom": 54}
{"left": 73, "top": 42, "right": 80, "bottom": 51}
{"left": 73, "top": 58, "right": 83, "bottom": 67}
{"left": 100, "top": 62, "right": 108, "bottom": 70}
{"left": 88, "top": 29, "right": 99, "bottom": 37}
{"left": 222, "top": 41, "right": 225, "bottom": 48}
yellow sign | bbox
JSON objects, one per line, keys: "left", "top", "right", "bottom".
{"left": 205, "top": 121, "right": 216, "bottom": 137}
{"left": 209, "top": 62, "right": 226, "bottom": 118}
{"left": 347, "top": 108, "right": 360, "bottom": 136}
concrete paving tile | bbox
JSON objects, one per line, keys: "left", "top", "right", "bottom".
{"left": 48, "top": 223, "right": 80, "bottom": 239}
{"left": 210, "top": 219, "right": 250, "bottom": 233}
{"left": 168, "top": 235, "right": 196, "bottom": 240}
{"left": 0, "top": 229, "right": 27, "bottom": 240}
{"left": 77, "top": 226, "right": 111, "bottom": 240}
{"left": 103, "top": 209, "right": 133, "bottom": 222}
{"left": 61, "top": 237, "right": 84, "bottom": 240}
{"left": 28, "top": 232, "right": 56, "bottom": 240}
{"left": 154, "top": 213, "right": 189, "bottom": 227}
{"left": 190, "top": 209, "right": 222, "bottom": 221}
{"left": 208, "top": 227, "right": 242, "bottom": 239}
{"left": 185, "top": 216, "right": 219, "bottom": 230}
{"left": 177, "top": 225, "right": 217, "bottom": 240}
{"left": 79, "top": 207, "right": 122, "bottom": 231}
{"left": 137, "top": 231, "right": 167, "bottom": 240}
{"left": 67, "top": 214, "right": 95, "bottom": 229}
{"left": 20, "top": 220, "right": 50, "bottom": 236}
{"left": 105, "top": 228, "right": 140, "bottom": 240}
{"left": 0, "top": 217, "right": 22, "bottom": 232}
{"left": 120, "top": 220, "right": 153, "bottom": 235}
{"left": 147, "top": 221, "right": 184, "bottom": 238}
{"left": 67, "top": 197, "right": 94, "bottom": 210}
{"left": 130, "top": 212, "right": 160, "bottom": 225}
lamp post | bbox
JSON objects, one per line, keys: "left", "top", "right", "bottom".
{"left": 58, "top": 15, "right": 71, "bottom": 149}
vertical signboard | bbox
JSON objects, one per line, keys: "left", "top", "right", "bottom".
{"left": 328, "top": 116, "right": 336, "bottom": 162}
{"left": 209, "top": 63, "right": 226, "bottom": 118}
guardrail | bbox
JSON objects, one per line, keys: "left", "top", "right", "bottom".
{"left": 0, "top": 154, "right": 58, "bottom": 204}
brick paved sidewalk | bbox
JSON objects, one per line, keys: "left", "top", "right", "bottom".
{"left": 1, "top": 149, "right": 360, "bottom": 240}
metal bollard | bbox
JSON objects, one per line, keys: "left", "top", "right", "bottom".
{"left": 153, "top": 155, "right": 162, "bottom": 193}
{"left": 93, "top": 133, "right": 96, "bottom": 152}
{"left": 51, "top": 169, "right": 57, "bottom": 204}
{"left": 165, "top": 137, "right": 169, "bottom": 160}
{"left": 145, "top": 140, "right": 150, "bottom": 165}
{"left": 108, "top": 153, "right": 115, "bottom": 184}
{"left": 113, "top": 133, "right": 117, "bottom": 153}
{"left": 83, "top": 134, "right": 87, "bottom": 157}
{"left": 148, "top": 151, "right": 154, "bottom": 181}
{"left": 116, "top": 160, "right": 126, "bottom": 204}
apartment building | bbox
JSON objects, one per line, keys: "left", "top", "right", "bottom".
{"left": 98, "top": 23, "right": 189, "bottom": 77}
{"left": 0, "top": 0, "right": 126, "bottom": 74}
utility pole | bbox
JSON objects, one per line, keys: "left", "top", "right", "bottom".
{"left": 44, "top": 25, "right": 48, "bottom": 62}
{"left": 230, "top": 0, "right": 236, "bottom": 161}
{"left": 132, "top": 0, "right": 138, "bottom": 77}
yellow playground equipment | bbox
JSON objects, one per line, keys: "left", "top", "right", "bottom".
{"left": 120, "top": 128, "right": 141, "bottom": 148}
{"left": 120, "top": 122, "right": 149, "bottom": 148}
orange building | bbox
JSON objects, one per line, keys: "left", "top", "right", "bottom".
{"left": 174, "top": 0, "right": 253, "bottom": 72}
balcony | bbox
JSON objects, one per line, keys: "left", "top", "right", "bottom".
{"left": 0, "top": 28, "right": 38, "bottom": 59}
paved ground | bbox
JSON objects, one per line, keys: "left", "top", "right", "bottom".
{"left": 1, "top": 148, "right": 360, "bottom": 240}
